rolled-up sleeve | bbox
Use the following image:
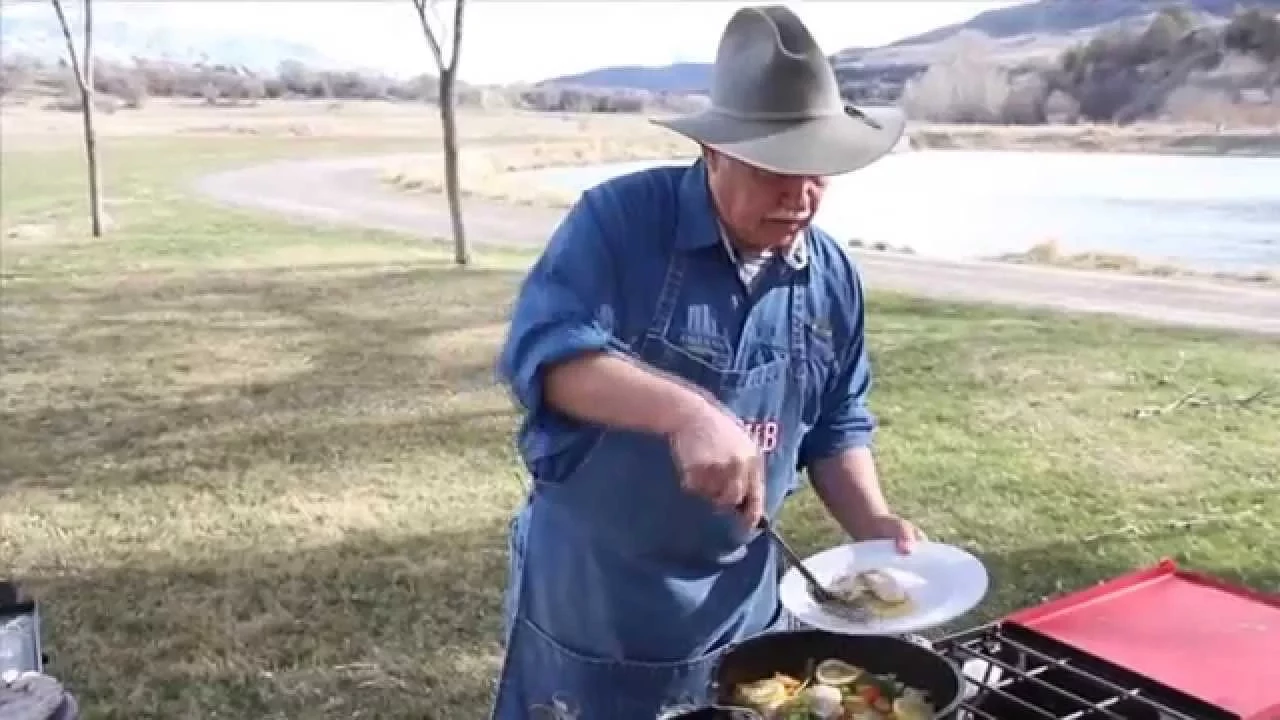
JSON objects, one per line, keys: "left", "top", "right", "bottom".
{"left": 498, "top": 196, "right": 618, "bottom": 423}
{"left": 798, "top": 273, "right": 877, "bottom": 467}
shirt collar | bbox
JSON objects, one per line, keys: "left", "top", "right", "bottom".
{"left": 675, "top": 159, "right": 810, "bottom": 270}
{"left": 718, "top": 223, "right": 808, "bottom": 270}
{"left": 674, "top": 159, "right": 721, "bottom": 252}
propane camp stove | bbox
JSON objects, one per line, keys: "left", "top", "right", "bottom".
{"left": 933, "top": 561, "right": 1280, "bottom": 720}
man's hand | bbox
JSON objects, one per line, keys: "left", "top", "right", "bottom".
{"left": 667, "top": 402, "right": 765, "bottom": 529}
{"left": 855, "top": 513, "right": 927, "bottom": 555}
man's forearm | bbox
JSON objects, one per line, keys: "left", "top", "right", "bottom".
{"left": 809, "top": 447, "right": 892, "bottom": 538}
{"left": 543, "top": 351, "right": 714, "bottom": 437}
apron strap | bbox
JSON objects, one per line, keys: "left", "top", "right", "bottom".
{"left": 645, "top": 253, "right": 689, "bottom": 342}
{"left": 787, "top": 234, "right": 811, "bottom": 383}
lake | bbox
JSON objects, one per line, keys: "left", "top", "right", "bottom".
{"left": 525, "top": 150, "right": 1280, "bottom": 274}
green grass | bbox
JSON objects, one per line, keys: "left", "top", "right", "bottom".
{"left": 2, "top": 137, "right": 1278, "bottom": 719}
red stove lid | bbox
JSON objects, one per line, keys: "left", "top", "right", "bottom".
{"left": 1007, "top": 559, "right": 1280, "bottom": 720}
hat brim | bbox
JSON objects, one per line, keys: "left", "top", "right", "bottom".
{"left": 651, "top": 105, "right": 906, "bottom": 177}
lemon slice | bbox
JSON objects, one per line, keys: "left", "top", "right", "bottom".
{"left": 814, "top": 658, "right": 861, "bottom": 686}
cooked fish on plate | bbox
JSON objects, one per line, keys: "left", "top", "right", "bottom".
{"left": 780, "top": 539, "right": 989, "bottom": 635}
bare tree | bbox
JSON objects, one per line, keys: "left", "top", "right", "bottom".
{"left": 410, "top": 0, "right": 469, "bottom": 266}
{"left": 901, "top": 39, "right": 1013, "bottom": 124}
{"left": 51, "top": 0, "right": 105, "bottom": 237}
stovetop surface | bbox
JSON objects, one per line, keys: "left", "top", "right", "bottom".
{"left": 1004, "top": 561, "right": 1280, "bottom": 719}
{"left": 933, "top": 622, "right": 1242, "bottom": 720}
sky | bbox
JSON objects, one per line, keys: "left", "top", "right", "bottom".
{"left": 7, "top": 0, "right": 1025, "bottom": 84}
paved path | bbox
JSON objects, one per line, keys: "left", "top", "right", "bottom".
{"left": 194, "top": 153, "right": 1280, "bottom": 337}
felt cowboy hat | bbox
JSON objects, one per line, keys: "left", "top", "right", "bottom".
{"left": 653, "top": 4, "right": 907, "bottom": 177}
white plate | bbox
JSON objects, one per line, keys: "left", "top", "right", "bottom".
{"left": 779, "top": 539, "right": 989, "bottom": 635}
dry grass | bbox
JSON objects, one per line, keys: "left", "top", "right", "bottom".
{"left": 1, "top": 97, "right": 682, "bottom": 149}
{"left": 2, "top": 122, "right": 1278, "bottom": 719}
{"left": 383, "top": 133, "right": 696, "bottom": 208}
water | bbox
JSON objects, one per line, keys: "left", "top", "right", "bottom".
{"left": 526, "top": 151, "right": 1280, "bottom": 273}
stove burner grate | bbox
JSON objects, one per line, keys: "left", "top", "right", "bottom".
{"left": 934, "top": 623, "right": 1240, "bottom": 720}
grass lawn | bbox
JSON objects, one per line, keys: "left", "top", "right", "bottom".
{"left": 2, "top": 136, "right": 1278, "bottom": 720}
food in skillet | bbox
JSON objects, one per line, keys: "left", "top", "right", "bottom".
{"left": 816, "top": 569, "right": 915, "bottom": 619}
{"left": 732, "top": 658, "right": 934, "bottom": 720}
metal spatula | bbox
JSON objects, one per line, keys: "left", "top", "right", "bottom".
{"left": 756, "top": 517, "right": 838, "bottom": 604}
{"left": 757, "top": 517, "right": 871, "bottom": 623}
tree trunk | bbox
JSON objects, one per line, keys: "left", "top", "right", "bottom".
{"left": 438, "top": 70, "right": 468, "bottom": 266}
{"left": 81, "top": 82, "right": 103, "bottom": 237}
{"left": 51, "top": 0, "right": 104, "bottom": 237}
{"left": 82, "top": 0, "right": 102, "bottom": 237}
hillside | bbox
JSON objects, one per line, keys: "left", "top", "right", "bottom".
{"left": 538, "top": 0, "right": 1280, "bottom": 94}
{"left": 884, "top": 0, "right": 1274, "bottom": 48}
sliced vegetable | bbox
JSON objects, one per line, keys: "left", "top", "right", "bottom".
{"left": 731, "top": 657, "right": 935, "bottom": 719}
{"left": 735, "top": 676, "right": 788, "bottom": 707}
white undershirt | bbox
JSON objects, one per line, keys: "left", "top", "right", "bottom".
{"left": 718, "top": 224, "right": 808, "bottom": 289}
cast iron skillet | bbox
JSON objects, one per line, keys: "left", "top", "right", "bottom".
{"left": 666, "top": 629, "right": 966, "bottom": 719}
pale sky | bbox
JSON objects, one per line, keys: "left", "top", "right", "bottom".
{"left": 12, "top": 1, "right": 1024, "bottom": 84}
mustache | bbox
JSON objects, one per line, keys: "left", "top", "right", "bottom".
{"left": 764, "top": 213, "right": 811, "bottom": 223}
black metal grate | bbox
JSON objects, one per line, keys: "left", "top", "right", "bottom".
{"left": 933, "top": 623, "right": 1239, "bottom": 720}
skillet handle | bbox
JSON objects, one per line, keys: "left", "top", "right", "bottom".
{"left": 706, "top": 641, "right": 737, "bottom": 697}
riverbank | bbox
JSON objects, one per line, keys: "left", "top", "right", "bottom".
{"left": 914, "top": 123, "right": 1280, "bottom": 156}
{"left": 995, "top": 240, "right": 1277, "bottom": 286}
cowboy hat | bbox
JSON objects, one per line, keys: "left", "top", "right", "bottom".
{"left": 652, "top": 5, "right": 906, "bottom": 177}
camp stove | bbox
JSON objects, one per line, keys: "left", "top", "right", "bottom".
{"left": 932, "top": 561, "right": 1280, "bottom": 720}
{"left": 0, "top": 582, "right": 43, "bottom": 676}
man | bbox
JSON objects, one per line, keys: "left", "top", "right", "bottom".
{"left": 492, "top": 6, "right": 923, "bottom": 719}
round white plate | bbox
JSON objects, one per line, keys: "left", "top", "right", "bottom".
{"left": 779, "top": 539, "right": 989, "bottom": 635}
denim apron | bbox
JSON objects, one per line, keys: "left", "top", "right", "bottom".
{"left": 491, "top": 247, "right": 825, "bottom": 720}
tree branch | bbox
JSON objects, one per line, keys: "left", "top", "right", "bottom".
{"left": 410, "top": 0, "right": 446, "bottom": 72}
{"left": 83, "top": 0, "right": 94, "bottom": 90}
{"left": 447, "top": 0, "right": 466, "bottom": 74}
{"left": 50, "top": 0, "right": 86, "bottom": 91}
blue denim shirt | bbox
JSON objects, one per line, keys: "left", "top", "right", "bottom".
{"left": 498, "top": 159, "right": 876, "bottom": 483}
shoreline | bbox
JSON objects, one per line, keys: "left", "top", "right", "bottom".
{"left": 383, "top": 133, "right": 1278, "bottom": 289}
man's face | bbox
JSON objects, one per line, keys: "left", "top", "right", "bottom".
{"left": 704, "top": 147, "right": 829, "bottom": 253}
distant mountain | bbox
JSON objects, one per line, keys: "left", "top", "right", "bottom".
{"left": 541, "top": 63, "right": 713, "bottom": 95}
{"left": 0, "top": 3, "right": 345, "bottom": 72}
{"left": 536, "top": 0, "right": 1280, "bottom": 94}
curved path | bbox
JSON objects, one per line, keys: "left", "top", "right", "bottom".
{"left": 194, "top": 153, "right": 1280, "bottom": 337}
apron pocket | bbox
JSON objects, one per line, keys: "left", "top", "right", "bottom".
{"left": 493, "top": 614, "right": 724, "bottom": 720}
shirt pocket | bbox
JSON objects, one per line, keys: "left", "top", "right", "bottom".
{"left": 800, "top": 322, "right": 838, "bottom": 426}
